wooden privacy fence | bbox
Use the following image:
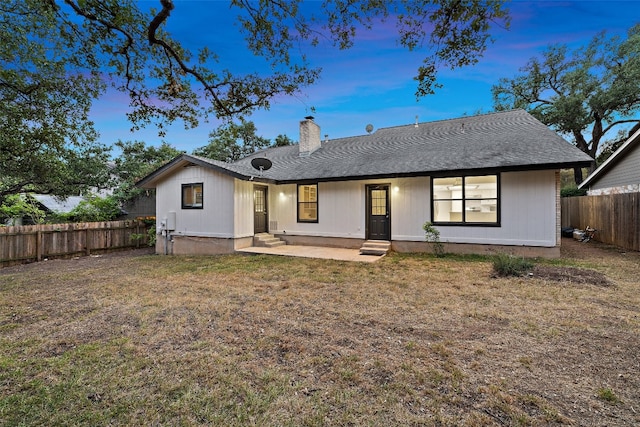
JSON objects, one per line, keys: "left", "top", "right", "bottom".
{"left": 0, "top": 220, "right": 151, "bottom": 267}
{"left": 561, "top": 193, "right": 640, "bottom": 252}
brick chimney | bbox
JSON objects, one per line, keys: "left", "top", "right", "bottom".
{"left": 299, "top": 116, "right": 321, "bottom": 157}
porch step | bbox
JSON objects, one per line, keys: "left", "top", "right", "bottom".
{"left": 254, "top": 233, "right": 286, "bottom": 248}
{"left": 359, "top": 240, "right": 391, "bottom": 256}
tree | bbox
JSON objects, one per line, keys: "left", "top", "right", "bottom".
{"left": 0, "top": 194, "right": 46, "bottom": 225}
{"left": 274, "top": 134, "right": 296, "bottom": 147}
{"left": 1, "top": 1, "right": 112, "bottom": 199}
{"left": 193, "top": 120, "right": 271, "bottom": 162}
{"left": 2, "top": 0, "right": 508, "bottom": 199}
{"left": 55, "top": 194, "right": 122, "bottom": 223}
{"left": 492, "top": 24, "right": 640, "bottom": 184}
{"left": 111, "top": 141, "right": 182, "bottom": 203}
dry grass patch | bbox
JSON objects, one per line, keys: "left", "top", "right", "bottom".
{"left": 1, "top": 239, "right": 639, "bottom": 426}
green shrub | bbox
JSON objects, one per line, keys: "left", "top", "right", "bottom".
{"left": 423, "top": 221, "right": 445, "bottom": 257}
{"left": 560, "top": 186, "right": 587, "bottom": 197}
{"left": 0, "top": 194, "right": 46, "bottom": 224}
{"left": 56, "top": 194, "right": 122, "bottom": 222}
{"left": 492, "top": 253, "right": 534, "bottom": 277}
{"left": 147, "top": 225, "right": 157, "bottom": 247}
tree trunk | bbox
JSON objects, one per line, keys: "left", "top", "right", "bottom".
{"left": 573, "top": 167, "right": 584, "bottom": 186}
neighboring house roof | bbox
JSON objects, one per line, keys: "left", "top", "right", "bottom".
{"left": 138, "top": 109, "right": 593, "bottom": 188}
{"left": 579, "top": 126, "right": 640, "bottom": 189}
{"left": 32, "top": 195, "right": 85, "bottom": 213}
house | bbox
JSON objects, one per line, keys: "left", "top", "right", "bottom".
{"left": 579, "top": 126, "right": 640, "bottom": 195}
{"left": 5, "top": 194, "right": 87, "bottom": 225}
{"left": 33, "top": 194, "right": 85, "bottom": 213}
{"left": 137, "top": 109, "right": 593, "bottom": 258}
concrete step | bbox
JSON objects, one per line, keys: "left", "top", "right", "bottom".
{"left": 254, "top": 233, "right": 286, "bottom": 248}
{"left": 359, "top": 240, "right": 390, "bottom": 256}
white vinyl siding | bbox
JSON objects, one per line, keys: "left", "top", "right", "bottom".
{"left": 270, "top": 182, "right": 363, "bottom": 238}
{"left": 233, "top": 179, "right": 254, "bottom": 237}
{"left": 156, "top": 166, "right": 235, "bottom": 237}
{"left": 437, "top": 170, "right": 557, "bottom": 246}
{"left": 156, "top": 166, "right": 559, "bottom": 248}
{"left": 269, "top": 171, "right": 557, "bottom": 247}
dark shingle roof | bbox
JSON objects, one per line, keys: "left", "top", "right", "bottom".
{"left": 237, "top": 109, "right": 592, "bottom": 182}
{"left": 138, "top": 109, "right": 593, "bottom": 188}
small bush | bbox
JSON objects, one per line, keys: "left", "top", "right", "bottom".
{"left": 492, "top": 253, "right": 534, "bottom": 277}
{"left": 423, "top": 221, "right": 445, "bottom": 257}
{"left": 560, "top": 187, "right": 587, "bottom": 197}
{"left": 147, "top": 225, "right": 157, "bottom": 247}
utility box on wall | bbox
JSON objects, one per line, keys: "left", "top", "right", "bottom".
{"left": 165, "top": 211, "right": 176, "bottom": 231}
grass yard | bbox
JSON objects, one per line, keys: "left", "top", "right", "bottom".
{"left": 1, "top": 239, "right": 639, "bottom": 426}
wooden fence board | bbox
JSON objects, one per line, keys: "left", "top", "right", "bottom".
{"left": 1, "top": 220, "right": 150, "bottom": 267}
{"left": 561, "top": 194, "right": 640, "bottom": 252}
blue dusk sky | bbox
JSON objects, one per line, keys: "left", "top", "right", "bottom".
{"left": 90, "top": 1, "right": 640, "bottom": 154}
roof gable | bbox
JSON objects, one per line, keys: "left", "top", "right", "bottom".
{"left": 579, "top": 127, "right": 640, "bottom": 189}
{"left": 136, "top": 154, "right": 259, "bottom": 188}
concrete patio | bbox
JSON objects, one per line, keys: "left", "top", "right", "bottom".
{"left": 236, "top": 245, "right": 384, "bottom": 263}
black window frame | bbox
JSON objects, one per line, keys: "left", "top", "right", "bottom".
{"left": 181, "top": 182, "right": 203, "bottom": 209}
{"left": 297, "top": 183, "right": 318, "bottom": 223}
{"left": 431, "top": 174, "right": 500, "bottom": 226}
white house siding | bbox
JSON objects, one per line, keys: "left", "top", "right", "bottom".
{"left": 438, "top": 170, "right": 557, "bottom": 247}
{"left": 268, "top": 177, "right": 429, "bottom": 240}
{"left": 269, "top": 181, "right": 365, "bottom": 238}
{"left": 269, "top": 171, "right": 557, "bottom": 247}
{"left": 389, "top": 177, "right": 431, "bottom": 241}
{"left": 233, "top": 179, "right": 254, "bottom": 238}
{"left": 155, "top": 166, "right": 235, "bottom": 238}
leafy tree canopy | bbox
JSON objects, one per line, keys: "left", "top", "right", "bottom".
{"left": 1, "top": 0, "right": 112, "bottom": 198}
{"left": 55, "top": 194, "right": 122, "bottom": 223}
{"left": 274, "top": 134, "right": 296, "bottom": 147}
{"left": 0, "top": 194, "right": 46, "bottom": 225}
{"left": 492, "top": 23, "right": 640, "bottom": 184}
{"left": 193, "top": 120, "right": 272, "bottom": 162}
{"left": 111, "top": 140, "right": 182, "bottom": 203}
{"left": 2, "top": 0, "right": 508, "bottom": 199}
{"left": 4, "top": 0, "right": 510, "bottom": 132}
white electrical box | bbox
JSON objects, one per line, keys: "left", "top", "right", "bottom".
{"left": 166, "top": 211, "right": 176, "bottom": 231}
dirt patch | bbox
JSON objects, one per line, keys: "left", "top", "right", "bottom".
{"left": 0, "top": 247, "right": 155, "bottom": 275}
{"left": 530, "top": 265, "right": 612, "bottom": 286}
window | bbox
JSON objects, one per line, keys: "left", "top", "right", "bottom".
{"left": 432, "top": 175, "right": 499, "bottom": 225}
{"left": 182, "top": 183, "right": 203, "bottom": 209}
{"left": 370, "top": 189, "right": 387, "bottom": 216}
{"left": 297, "top": 184, "right": 318, "bottom": 222}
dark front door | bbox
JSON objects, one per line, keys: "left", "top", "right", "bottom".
{"left": 366, "top": 185, "right": 390, "bottom": 241}
{"left": 254, "top": 186, "right": 268, "bottom": 233}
